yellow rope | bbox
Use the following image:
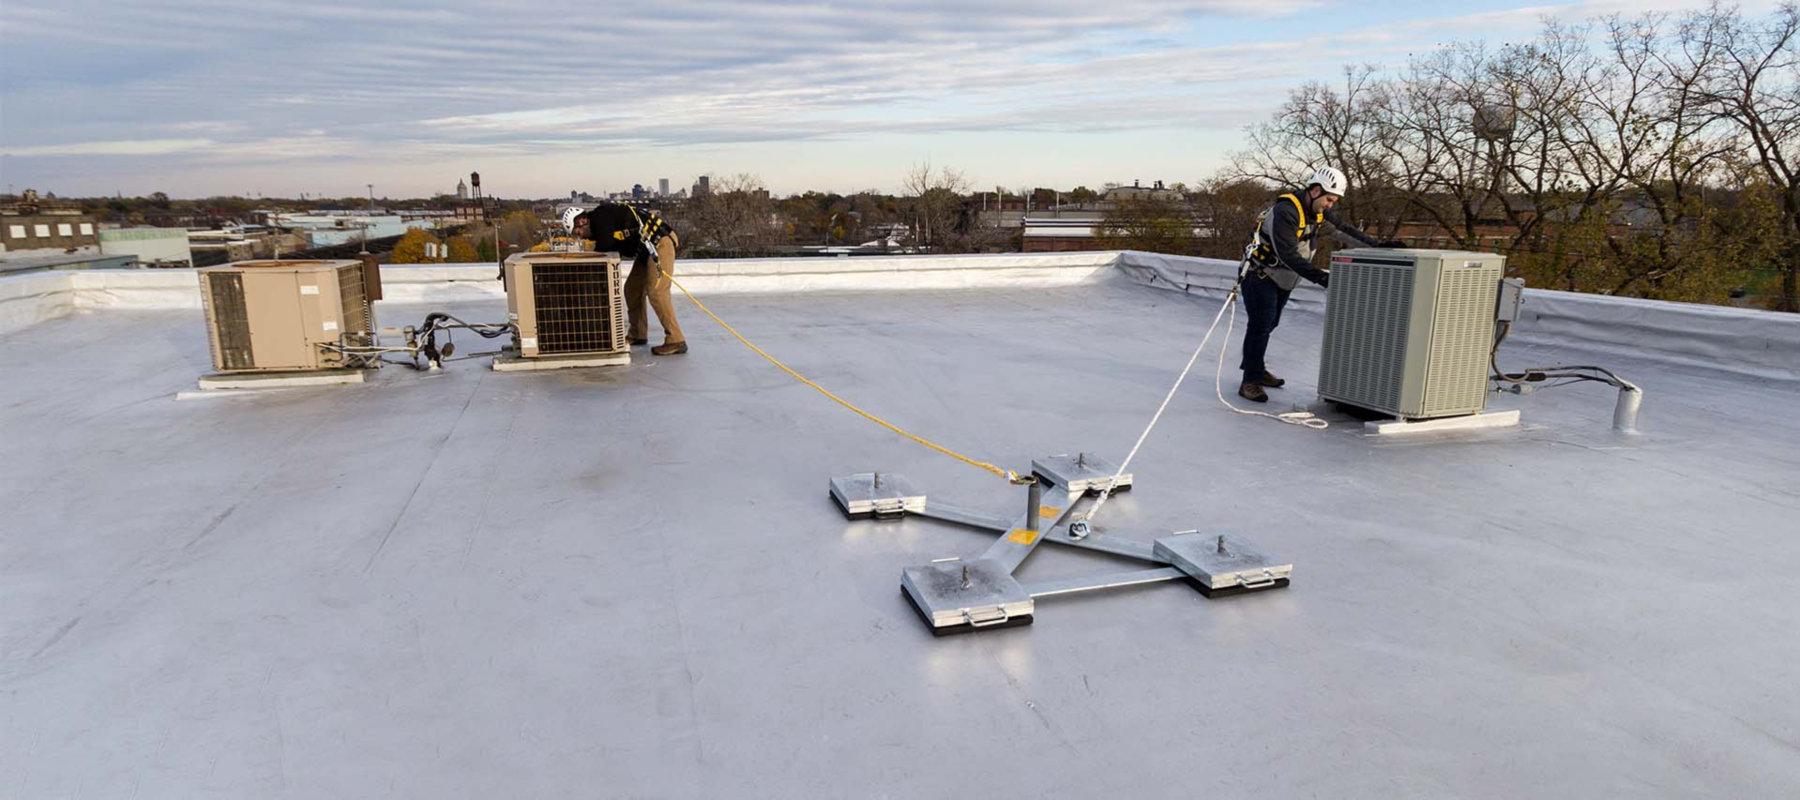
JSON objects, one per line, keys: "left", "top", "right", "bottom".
{"left": 667, "top": 275, "right": 1016, "bottom": 482}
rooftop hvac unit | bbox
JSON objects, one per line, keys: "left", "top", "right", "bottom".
{"left": 198, "top": 259, "right": 378, "bottom": 372}
{"left": 1318, "top": 249, "right": 1505, "bottom": 420}
{"left": 503, "top": 251, "right": 628, "bottom": 358}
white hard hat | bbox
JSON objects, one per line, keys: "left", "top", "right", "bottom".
{"left": 561, "top": 206, "right": 588, "bottom": 233}
{"left": 1308, "top": 166, "right": 1348, "bottom": 197}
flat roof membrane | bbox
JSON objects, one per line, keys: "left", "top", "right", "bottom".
{"left": 2, "top": 260, "right": 1798, "bottom": 797}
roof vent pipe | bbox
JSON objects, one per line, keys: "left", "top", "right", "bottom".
{"left": 1613, "top": 383, "right": 1642, "bottom": 434}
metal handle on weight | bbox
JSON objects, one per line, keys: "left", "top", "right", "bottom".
{"left": 1238, "top": 571, "right": 1278, "bottom": 590}
{"left": 963, "top": 607, "right": 1012, "bottom": 628}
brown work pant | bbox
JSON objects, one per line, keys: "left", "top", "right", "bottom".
{"left": 625, "top": 234, "right": 684, "bottom": 345}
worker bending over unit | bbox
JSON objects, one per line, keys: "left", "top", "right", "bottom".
{"left": 566, "top": 203, "right": 688, "bottom": 356}
{"left": 1236, "top": 166, "right": 1401, "bottom": 403}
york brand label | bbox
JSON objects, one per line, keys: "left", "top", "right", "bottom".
{"left": 322, "top": 320, "right": 338, "bottom": 331}
{"left": 299, "top": 284, "right": 320, "bottom": 295}
{"left": 520, "top": 337, "right": 537, "bottom": 347}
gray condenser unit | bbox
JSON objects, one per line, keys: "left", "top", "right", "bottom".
{"left": 1318, "top": 249, "right": 1505, "bottom": 420}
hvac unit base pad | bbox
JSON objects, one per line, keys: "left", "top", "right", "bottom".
{"left": 491, "top": 349, "right": 630, "bottom": 372}
{"left": 196, "top": 368, "right": 369, "bottom": 391}
{"left": 1364, "top": 409, "right": 1520, "bottom": 435}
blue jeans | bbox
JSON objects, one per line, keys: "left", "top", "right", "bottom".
{"left": 1238, "top": 271, "right": 1291, "bottom": 383}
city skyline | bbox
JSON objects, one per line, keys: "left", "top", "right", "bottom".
{"left": 2, "top": 0, "right": 1774, "bottom": 199}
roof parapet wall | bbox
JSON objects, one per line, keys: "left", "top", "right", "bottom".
{"left": 1118, "top": 251, "right": 1800, "bottom": 383}
{"left": 3, "top": 251, "right": 1796, "bottom": 382}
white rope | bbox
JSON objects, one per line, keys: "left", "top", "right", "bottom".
{"left": 1083, "top": 280, "right": 1241, "bottom": 524}
{"left": 1213, "top": 296, "right": 1330, "bottom": 430}
{"left": 1082, "top": 273, "right": 1328, "bottom": 526}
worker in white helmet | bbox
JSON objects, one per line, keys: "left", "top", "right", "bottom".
{"left": 559, "top": 205, "right": 587, "bottom": 236}
{"left": 1235, "top": 166, "right": 1404, "bottom": 403}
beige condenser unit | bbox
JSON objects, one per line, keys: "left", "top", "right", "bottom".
{"left": 198, "top": 259, "right": 378, "bottom": 372}
{"left": 503, "top": 251, "right": 628, "bottom": 357}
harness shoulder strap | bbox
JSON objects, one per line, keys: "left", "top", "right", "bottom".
{"left": 1279, "top": 193, "right": 1313, "bottom": 238}
{"left": 629, "top": 205, "right": 668, "bottom": 240}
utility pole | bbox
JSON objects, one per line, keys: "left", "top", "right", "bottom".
{"left": 366, "top": 184, "right": 375, "bottom": 212}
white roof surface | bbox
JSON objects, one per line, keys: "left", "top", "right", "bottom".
{"left": 2, "top": 253, "right": 1798, "bottom": 797}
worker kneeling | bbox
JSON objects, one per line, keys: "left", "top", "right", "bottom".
{"left": 1235, "top": 167, "right": 1401, "bottom": 402}
{"left": 566, "top": 203, "right": 688, "bottom": 355}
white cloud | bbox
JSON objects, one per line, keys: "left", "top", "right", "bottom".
{"left": 0, "top": 0, "right": 1775, "bottom": 195}
{"left": 2, "top": 138, "right": 215, "bottom": 157}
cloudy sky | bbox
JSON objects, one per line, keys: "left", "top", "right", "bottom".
{"left": 0, "top": 0, "right": 1759, "bottom": 199}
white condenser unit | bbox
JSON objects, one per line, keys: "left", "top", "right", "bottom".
{"left": 1318, "top": 249, "right": 1505, "bottom": 420}
{"left": 503, "top": 252, "right": 628, "bottom": 357}
{"left": 199, "top": 259, "right": 377, "bottom": 372}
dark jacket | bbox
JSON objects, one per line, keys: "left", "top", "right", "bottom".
{"left": 579, "top": 203, "right": 675, "bottom": 258}
{"left": 1251, "top": 191, "right": 1380, "bottom": 288}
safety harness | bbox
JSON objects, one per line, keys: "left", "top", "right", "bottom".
{"left": 1248, "top": 192, "right": 1322, "bottom": 276}
{"left": 621, "top": 205, "right": 673, "bottom": 248}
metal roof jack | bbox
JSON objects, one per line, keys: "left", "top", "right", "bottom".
{"left": 830, "top": 453, "right": 1292, "bottom": 636}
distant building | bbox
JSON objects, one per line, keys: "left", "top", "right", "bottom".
{"left": 1021, "top": 213, "right": 1108, "bottom": 252}
{"left": 658, "top": 178, "right": 670, "bottom": 197}
{"left": 263, "top": 213, "right": 420, "bottom": 248}
{"left": 973, "top": 192, "right": 1026, "bottom": 213}
{"left": 1104, "top": 180, "right": 1180, "bottom": 203}
{"left": 187, "top": 233, "right": 259, "bottom": 264}
{"left": 1, "top": 190, "right": 98, "bottom": 253}
{"left": 187, "top": 226, "right": 305, "bottom": 262}
{"left": 0, "top": 214, "right": 97, "bottom": 252}
{"left": 456, "top": 179, "right": 469, "bottom": 200}
{"left": 692, "top": 175, "right": 711, "bottom": 197}
{"left": 98, "top": 227, "right": 192, "bottom": 267}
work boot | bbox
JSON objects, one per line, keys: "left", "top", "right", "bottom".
{"left": 630, "top": 337, "right": 648, "bottom": 346}
{"left": 1257, "top": 370, "right": 1286, "bottom": 388}
{"left": 1238, "top": 381, "right": 1269, "bottom": 403}
{"left": 651, "top": 341, "right": 688, "bottom": 356}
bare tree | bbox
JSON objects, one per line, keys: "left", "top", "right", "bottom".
{"left": 1571, "top": 14, "right": 1752, "bottom": 297}
{"left": 1230, "top": 66, "right": 1405, "bottom": 236}
{"left": 1096, "top": 195, "right": 1198, "bottom": 254}
{"left": 1376, "top": 43, "right": 1507, "bottom": 250}
{"left": 1189, "top": 177, "right": 1270, "bottom": 259}
{"left": 1217, "top": 7, "right": 1795, "bottom": 308}
{"left": 1372, "top": 26, "right": 1628, "bottom": 274}
{"left": 1686, "top": 2, "right": 1800, "bottom": 309}
{"left": 495, "top": 210, "right": 547, "bottom": 257}
{"left": 670, "top": 173, "right": 781, "bottom": 256}
{"left": 902, "top": 162, "right": 971, "bottom": 253}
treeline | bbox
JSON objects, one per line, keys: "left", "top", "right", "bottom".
{"left": 39, "top": 178, "right": 985, "bottom": 260}
{"left": 657, "top": 169, "right": 986, "bottom": 258}
{"left": 1228, "top": 2, "right": 1798, "bottom": 311}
